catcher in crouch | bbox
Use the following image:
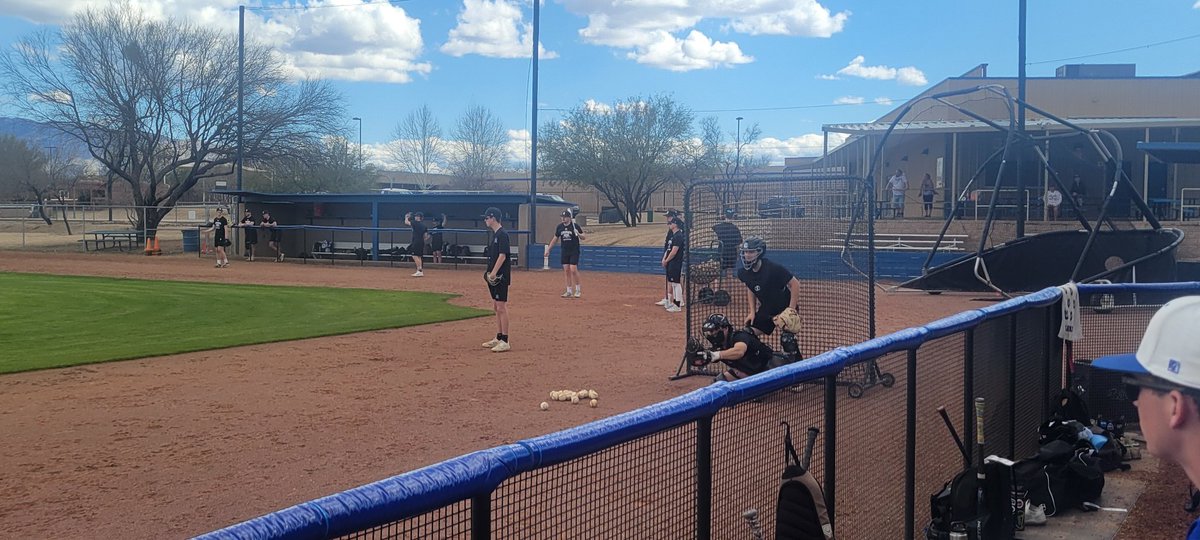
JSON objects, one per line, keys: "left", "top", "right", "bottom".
{"left": 737, "top": 236, "right": 804, "bottom": 360}
{"left": 690, "top": 314, "right": 775, "bottom": 381}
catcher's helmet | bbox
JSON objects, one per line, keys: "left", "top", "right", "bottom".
{"left": 702, "top": 313, "right": 733, "bottom": 347}
{"left": 740, "top": 236, "right": 767, "bottom": 270}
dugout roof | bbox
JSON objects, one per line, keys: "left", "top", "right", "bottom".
{"left": 1137, "top": 142, "right": 1200, "bottom": 164}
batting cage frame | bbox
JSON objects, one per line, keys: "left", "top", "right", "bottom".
{"left": 671, "top": 174, "right": 891, "bottom": 398}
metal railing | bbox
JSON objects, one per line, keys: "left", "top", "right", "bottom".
{"left": 198, "top": 282, "right": 1200, "bottom": 540}
{"left": 1181, "top": 188, "right": 1200, "bottom": 221}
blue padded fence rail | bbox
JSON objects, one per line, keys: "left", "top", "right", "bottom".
{"left": 541, "top": 245, "right": 960, "bottom": 280}
{"left": 199, "top": 282, "right": 1200, "bottom": 540}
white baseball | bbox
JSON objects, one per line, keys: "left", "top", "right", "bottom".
{"left": 588, "top": 390, "right": 598, "bottom": 399}
{"left": 578, "top": 389, "right": 588, "bottom": 397}
{"left": 589, "top": 399, "right": 598, "bottom": 408}
{"left": 540, "top": 401, "right": 550, "bottom": 411}
{"left": 571, "top": 396, "right": 580, "bottom": 404}
{"left": 550, "top": 391, "right": 559, "bottom": 400}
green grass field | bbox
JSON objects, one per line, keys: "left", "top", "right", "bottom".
{"left": 0, "top": 272, "right": 490, "bottom": 374}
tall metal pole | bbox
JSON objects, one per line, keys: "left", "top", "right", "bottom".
{"left": 353, "top": 117, "right": 363, "bottom": 169}
{"left": 1016, "top": 0, "right": 1027, "bottom": 237}
{"left": 237, "top": 6, "right": 244, "bottom": 192}
{"left": 528, "top": 0, "right": 540, "bottom": 262}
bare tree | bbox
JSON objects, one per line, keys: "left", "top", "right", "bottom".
{"left": 448, "top": 105, "right": 507, "bottom": 190}
{"left": 539, "top": 94, "right": 696, "bottom": 226}
{"left": 388, "top": 104, "right": 443, "bottom": 189}
{"left": 0, "top": 135, "right": 53, "bottom": 224}
{"left": 250, "top": 136, "right": 375, "bottom": 193}
{"left": 0, "top": 5, "right": 344, "bottom": 238}
{"left": 44, "top": 149, "right": 91, "bottom": 234}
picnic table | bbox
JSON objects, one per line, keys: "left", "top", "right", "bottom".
{"left": 83, "top": 230, "right": 141, "bottom": 251}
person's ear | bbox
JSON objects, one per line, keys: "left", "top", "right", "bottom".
{"left": 1168, "top": 391, "right": 1196, "bottom": 429}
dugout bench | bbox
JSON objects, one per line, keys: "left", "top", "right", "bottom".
{"left": 82, "top": 230, "right": 141, "bottom": 251}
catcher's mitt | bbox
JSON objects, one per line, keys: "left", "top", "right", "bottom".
{"left": 772, "top": 307, "right": 803, "bottom": 334}
{"left": 484, "top": 271, "right": 503, "bottom": 286}
{"left": 688, "top": 259, "right": 720, "bottom": 286}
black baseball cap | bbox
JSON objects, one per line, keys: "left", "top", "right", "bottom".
{"left": 561, "top": 210, "right": 573, "bottom": 218}
{"left": 412, "top": 211, "right": 424, "bottom": 218}
{"left": 482, "top": 207, "right": 502, "bottom": 220}
{"left": 665, "top": 208, "right": 680, "bottom": 217}
{"left": 669, "top": 217, "right": 684, "bottom": 227}
{"left": 723, "top": 208, "right": 736, "bottom": 218}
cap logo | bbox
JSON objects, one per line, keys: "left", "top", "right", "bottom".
{"left": 1168, "top": 358, "right": 1181, "bottom": 375}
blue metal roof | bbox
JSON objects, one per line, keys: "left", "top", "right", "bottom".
{"left": 1137, "top": 142, "right": 1200, "bottom": 164}
{"left": 212, "top": 190, "right": 576, "bottom": 206}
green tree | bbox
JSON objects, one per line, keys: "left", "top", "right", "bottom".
{"left": 0, "top": 135, "right": 52, "bottom": 224}
{"left": 0, "top": 5, "right": 344, "bottom": 238}
{"left": 538, "top": 94, "right": 697, "bottom": 226}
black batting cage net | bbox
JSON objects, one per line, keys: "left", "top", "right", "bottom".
{"left": 676, "top": 175, "right": 880, "bottom": 395}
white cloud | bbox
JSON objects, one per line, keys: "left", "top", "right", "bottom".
{"left": 747, "top": 132, "right": 849, "bottom": 163}
{"left": 441, "top": 0, "right": 557, "bottom": 59}
{"left": 505, "top": 128, "right": 532, "bottom": 164}
{"left": 561, "top": 0, "right": 847, "bottom": 71}
{"left": 630, "top": 30, "right": 752, "bottom": 71}
{"left": 874, "top": 96, "right": 894, "bottom": 106}
{"left": 583, "top": 99, "right": 612, "bottom": 113}
{"left": 1195, "top": 0, "right": 1199, "bottom": 8}
{"left": 816, "top": 74, "right": 839, "bottom": 80}
{"left": 829, "top": 55, "right": 928, "bottom": 86}
{"left": 833, "top": 96, "right": 864, "bottom": 105}
{"left": 6, "top": 0, "right": 433, "bottom": 84}
{"left": 368, "top": 129, "right": 530, "bottom": 169}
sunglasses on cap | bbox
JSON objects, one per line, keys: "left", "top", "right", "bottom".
{"left": 1122, "top": 376, "right": 1200, "bottom": 401}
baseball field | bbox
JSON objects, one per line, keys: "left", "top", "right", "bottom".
{"left": 0, "top": 251, "right": 1082, "bottom": 537}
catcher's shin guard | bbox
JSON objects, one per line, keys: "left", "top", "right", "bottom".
{"left": 780, "top": 332, "right": 801, "bottom": 361}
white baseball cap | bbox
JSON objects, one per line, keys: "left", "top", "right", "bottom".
{"left": 1092, "top": 296, "right": 1200, "bottom": 390}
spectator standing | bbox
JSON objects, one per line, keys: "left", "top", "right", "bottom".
{"left": 920, "top": 173, "right": 937, "bottom": 218}
{"left": 261, "top": 210, "right": 284, "bottom": 262}
{"left": 1046, "top": 184, "right": 1063, "bottom": 221}
{"left": 430, "top": 214, "right": 446, "bottom": 264}
{"left": 405, "top": 211, "right": 427, "bottom": 277}
{"left": 656, "top": 209, "right": 683, "bottom": 307}
{"left": 237, "top": 209, "right": 258, "bottom": 260}
{"left": 201, "top": 207, "right": 231, "bottom": 268}
{"left": 886, "top": 169, "right": 908, "bottom": 218}
{"left": 1070, "top": 174, "right": 1088, "bottom": 215}
{"left": 661, "top": 217, "right": 686, "bottom": 313}
{"left": 712, "top": 207, "right": 743, "bottom": 280}
{"left": 479, "top": 207, "right": 512, "bottom": 353}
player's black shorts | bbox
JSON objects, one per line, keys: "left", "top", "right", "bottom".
{"left": 488, "top": 282, "right": 509, "bottom": 302}
{"left": 215, "top": 236, "right": 231, "bottom": 248}
{"left": 750, "top": 305, "right": 780, "bottom": 335}
{"left": 269, "top": 231, "right": 282, "bottom": 243}
{"left": 408, "top": 242, "right": 425, "bottom": 257}
{"left": 431, "top": 240, "right": 443, "bottom": 252}
{"left": 666, "top": 263, "right": 683, "bottom": 283}
{"left": 244, "top": 236, "right": 258, "bottom": 247}
{"left": 561, "top": 250, "right": 580, "bottom": 266}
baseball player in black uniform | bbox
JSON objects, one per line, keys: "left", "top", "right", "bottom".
{"left": 656, "top": 209, "right": 682, "bottom": 307}
{"left": 480, "top": 207, "right": 512, "bottom": 353}
{"left": 237, "top": 209, "right": 258, "bottom": 261}
{"left": 430, "top": 214, "right": 446, "bottom": 264}
{"left": 661, "top": 217, "right": 686, "bottom": 312}
{"left": 546, "top": 209, "right": 586, "bottom": 298}
{"left": 260, "top": 210, "right": 284, "bottom": 262}
{"left": 712, "top": 207, "right": 742, "bottom": 280}
{"left": 405, "top": 211, "right": 427, "bottom": 277}
{"left": 690, "top": 313, "right": 775, "bottom": 381}
{"left": 201, "top": 207, "right": 232, "bottom": 268}
{"left": 737, "top": 236, "right": 804, "bottom": 359}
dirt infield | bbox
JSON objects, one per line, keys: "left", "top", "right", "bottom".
{"left": 0, "top": 252, "right": 985, "bottom": 539}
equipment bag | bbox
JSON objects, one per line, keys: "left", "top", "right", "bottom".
{"left": 775, "top": 423, "right": 833, "bottom": 540}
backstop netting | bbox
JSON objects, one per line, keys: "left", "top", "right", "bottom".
{"left": 677, "top": 175, "right": 878, "bottom": 394}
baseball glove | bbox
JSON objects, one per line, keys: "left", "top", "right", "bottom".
{"left": 689, "top": 350, "right": 717, "bottom": 367}
{"left": 484, "top": 271, "right": 502, "bottom": 286}
{"left": 688, "top": 259, "right": 720, "bottom": 285}
{"left": 772, "top": 307, "right": 803, "bottom": 334}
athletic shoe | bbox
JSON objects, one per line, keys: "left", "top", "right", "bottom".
{"left": 214, "top": 262, "right": 223, "bottom": 268}
{"left": 491, "top": 341, "right": 511, "bottom": 353}
{"left": 573, "top": 291, "right": 582, "bottom": 298}
{"left": 412, "top": 271, "right": 424, "bottom": 277}
{"left": 278, "top": 253, "right": 285, "bottom": 262}
{"left": 561, "top": 291, "right": 573, "bottom": 298}
{"left": 1024, "top": 502, "right": 1047, "bottom": 525}
{"left": 655, "top": 298, "right": 670, "bottom": 306}
{"left": 666, "top": 304, "right": 682, "bottom": 313}
{"left": 482, "top": 338, "right": 501, "bottom": 348}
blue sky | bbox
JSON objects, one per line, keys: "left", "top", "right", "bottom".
{"left": 1, "top": 0, "right": 1198, "bottom": 167}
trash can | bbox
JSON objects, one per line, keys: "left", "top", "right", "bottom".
{"left": 181, "top": 228, "right": 199, "bottom": 253}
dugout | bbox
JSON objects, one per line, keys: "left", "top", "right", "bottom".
{"left": 212, "top": 190, "right": 576, "bottom": 265}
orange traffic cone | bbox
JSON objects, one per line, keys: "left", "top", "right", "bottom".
{"left": 152, "top": 236, "right": 161, "bottom": 255}
{"left": 144, "top": 236, "right": 155, "bottom": 255}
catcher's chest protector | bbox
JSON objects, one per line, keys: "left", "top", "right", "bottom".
{"left": 775, "top": 427, "right": 833, "bottom": 539}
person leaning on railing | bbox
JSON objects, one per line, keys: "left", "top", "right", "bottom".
{"left": 1091, "top": 296, "right": 1200, "bottom": 540}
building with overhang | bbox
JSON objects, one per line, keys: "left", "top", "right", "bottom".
{"left": 817, "top": 64, "right": 1200, "bottom": 221}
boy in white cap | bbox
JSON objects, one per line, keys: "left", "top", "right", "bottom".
{"left": 1092, "top": 296, "right": 1200, "bottom": 539}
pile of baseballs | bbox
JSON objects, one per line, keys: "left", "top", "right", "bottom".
{"left": 540, "top": 389, "right": 600, "bottom": 411}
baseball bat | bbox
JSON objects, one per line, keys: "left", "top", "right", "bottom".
{"left": 543, "top": 254, "right": 550, "bottom": 270}
{"left": 974, "top": 397, "right": 986, "bottom": 526}
{"left": 803, "top": 427, "right": 820, "bottom": 470}
{"left": 742, "top": 508, "right": 765, "bottom": 540}
{"left": 937, "top": 406, "right": 969, "bottom": 466}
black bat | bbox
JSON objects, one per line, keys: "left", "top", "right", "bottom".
{"left": 937, "top": 406, "right": 969, "bottom": 466}
{"left": 803, "top": 427, "right": 819, "bottom": 470}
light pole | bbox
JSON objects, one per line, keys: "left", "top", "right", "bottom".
{"left": 352, "top": 116, "right": 363, "bottom": 170}
{"left": 734, "top": 116, "right": 744, "bottom": 177}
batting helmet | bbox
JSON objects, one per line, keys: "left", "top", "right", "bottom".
{"left": 740, "top": 236, "right": 766, "bottom": 270}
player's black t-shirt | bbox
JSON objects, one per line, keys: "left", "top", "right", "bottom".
{"left": 555, "top": 222, "right": 583, "bottom": 253}
{"left": 727, "top": 329, "right": 774, "bottom": 375}
{"left": 240, "top": 216, "right": 258, "bottom": 241}
{"left": 712, "top": 221, "right": 742, "bottom": 267}
{"left": 737, "top": 257, "right": 794, "bottom": 315}
{"left": 212, "top": 216, "right": 229, "bottom": 242}
{"left": 430, "top": 224, "right": 443, "bottom": 245}
{"left": 488, "top": 227, "right": 511, "bottom": 284}
{"left": 411, "top": 220, "right": 427, "bottom": 245}
{"left": 664, "top": 229, "right": 686, "bottom": 267}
